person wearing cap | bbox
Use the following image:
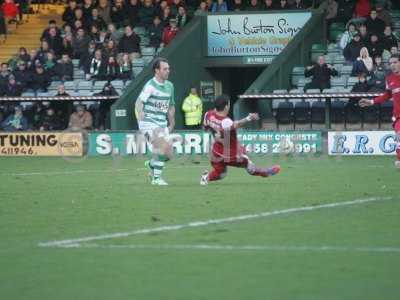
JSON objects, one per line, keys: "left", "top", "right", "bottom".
{"left": 1, "top": 105, "right": 28, "bottom": 131}
{"left": 344, "top": 32, "right": 364, "bottom": 63}
{"left": 161, "top": 18, "right": 179, "bottom": 47}
{"left": 68, "top": 104, "right": 93, "bottom": 131}
{"left": 4, "top": 75, "right": 22, "bottom": 96}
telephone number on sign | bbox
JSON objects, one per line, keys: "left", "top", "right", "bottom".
{"left": 245, "top": 143, "right": 318, "bottom": 153}
{"left": 0, "top": 147, "right": 35, "bottom": 155}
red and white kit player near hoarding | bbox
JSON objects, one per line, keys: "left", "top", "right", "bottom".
{"left": 360, "top": 54, "right": 400, "bottom": 168}
{"left": 200, "top": 94, "right": 281, "bottom": 185}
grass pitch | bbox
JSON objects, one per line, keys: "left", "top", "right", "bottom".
{"left": 0, "top": 155, "right": 399, "bottom": 300}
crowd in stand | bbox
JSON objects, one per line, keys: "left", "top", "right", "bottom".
{"left": 1, "top": 0, "right": 400, "bottom": 131}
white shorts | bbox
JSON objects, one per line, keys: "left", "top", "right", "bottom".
{"left": 138, "top": 121, "right": 169, "bottom": 144}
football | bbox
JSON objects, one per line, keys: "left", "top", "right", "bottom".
{"left": 280, "top": 136, "right": 295, "bottom": 154}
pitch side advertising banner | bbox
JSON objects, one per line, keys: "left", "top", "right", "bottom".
{"left": 88, "top": 131, "right": 322, "bottom": 156}
{"left": 207, "top": 12, "right": 311, "bottom": 57}
{"left": 0, "top": 132, "right": 83, "bottom": 156}
{"left": 328, "top": 131, "right": 398, "bottom": 155}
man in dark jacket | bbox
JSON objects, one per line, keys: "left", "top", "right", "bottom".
{"left": 365, "top": 9, "right": 386, "bottom": 36}
{"left": 148, "top": 15, "right": 164, "bottom": 49}
{"left": 54, "top": 54, "right": 74, "bottom": 81}
{"left": 344, "top": 33, "right": 364, "bottom": 63}
{"left": 304, "top": 55, "right": 338, "bottom": 91}
{"left": 12, "top": 61, "right": 32, "bottom": 89}
{"left": 117, "top": 25, "right": 141, "bottom": 59}
{"left": 30, "top": 64, "right": 50, "bottom": 92}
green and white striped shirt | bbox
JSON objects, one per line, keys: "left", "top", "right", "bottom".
{"left": 137, "top": 77, "right": 175, "bottom": 128}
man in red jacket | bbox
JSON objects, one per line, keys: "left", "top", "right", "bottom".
{"left": 360, "top": 54, "right": 400, "bottom": 168}
{"left": 161, "top": 18, "right": 179, "bottom": 47}
{"left": 1, "top": 0, "right": 19, "bottom": 30}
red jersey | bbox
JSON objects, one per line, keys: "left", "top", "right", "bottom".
{"left": 373, "top": 72, "right": 400, "bottom": 119}
{"left": 203, "top": 109, "right": 244, "bottom": 160}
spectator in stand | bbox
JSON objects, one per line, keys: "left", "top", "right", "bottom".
{"left": 41, "top": 20, "right": 61, "bottom": 41}
{"left": 98, "top": 0, "right": 112, "bottom": 25}
{"left": 30, "top": 64, "right": 50, "bottom": 93}
{"left": 43, "top": 52, "right": 57, "bottom": 78}
{"left": 382, "top": 26, "right": 399, "bottom": 52}
{"left": 160, "top": 5, "right": 172, "bottom": 27}
{"left": 72, "top": 8, "right": 87, "bottom": 29}
{"left": 138, "top": 0, "right": 156, "bottom": 28}
{"left": 351, "top": 47, "right": 373, "bottom": 76}
{"left": 27, "top": 49, "right": 38, "bottom": 71}
{"left": 177, "top": 6, "right": 189, "bottom": 28}
{"left": 46, "top": 27, "right": 63, "bottom": 57}
{"left": 37, "top": 40, "right": 51, "bottom": 64}
{"left": 344, "top": 32, "right": 364, "bottom": 63}
{"left": 162, "top": 18, "right": 179, "bottom": 47}
{"left": 62, "top": 0, "right": 77, "bottom": 26}
{"left": 84, "top": 48, "right": 106, "bottom": 80}
{"left": 232, "top": 0, "right": 245, "bottom": 11}
{"left": 375, "top": 3, "right": 392, "bottom": 26}
{"left": 104, "top": 56, "right": 120, "bottom": 81}
{"left": 382, "top": 46, "right": 398, "bottom": 61}
{"left": 326, "top": 0, "right": 338, "bottom": 38}
{"left": 4, "top": 75, "right": 22, "bottom": 96}
{"left": 211, "top": 0, "right": 228, "bottom": 12}
{"left": 358, "top": 23, "right": 369, "bottom": 45}
{"left": 118, "top": 25, "right": 141, "bottom": 60}
{"left": 0, "top": 63, "right": 10, "bottom": 94}
{"left": 196, "top": 1, "right": 209, "bottom": 13}
{"left": 347, "top": 72, "right": 368, "bottom": 112}
{"left": 72, "top": 19, "right": 84, "bottom": 32}
{"left": 89, "top": 24, "right": 100, "bottom": 41}
{"left": 17, "top": 47, "right": 30, "bottom": 64}
{"left": 82, "top": 0, "right": 95, "bottom": 21}
{"left": 304, "top": 55, "right": 338, "bottom": 91}
{"left": 368, "top": 55, "right": 388, "bottom": 91}
{"left": 68, "top": 104, "right": 93, "bottom": 130}
{"left": 61, "top": 24, "right": 73, "bottom": 39}
{"left": 365, "top": 9, "right": 386, "bottom": 36}
{"left": 55, "top": 84, "right": 70, "bottom": 97}
{"left": 291, "top": 0, "right": 306, "bottom": 9}
{"left": 88, "top": 8, "right": 107, "bottom": 31}
{"left": 39, "top": 107, "right": 63, "bottom": 131}
{"left": 13, "top": 61, "right": 31, "bottom": 89}
{"left": 367, "top": 33, "right": 384, "bottom": 59}
{"left": 111, "top": 0, "right": 126, "bottom": 29}
{"left": 61, "top": 34, "right": 74, "bottom": 59}
{"left": 2, "top": 0, "right": 19, "bottom": 27}
{"left": 276, "top": 0, "right": 290, "bottom": 9}
{"left": 104, "top": 39, "right": 118, "bottom": 60}
{"left": 107, "top": 23, "right": 123, "bottom": 43}
{"left": 72, "top": 28, "right": 91, "bottom": 60}
{"left": 53, "top": 84, "right": 71, "bottom": 127}
{"left": 354, "top": 0, "right": 371, "bottom": 19}
{"left": 118, "top": 53, "right": 133, "bottom": 81}
{"left": 339, "top": 22, "right": 357, "bottom": 50}
{"left": 148, "top": 15, "right": 164, "bottom": 49}
{"left": 155, "top": 0, "right": 167, "bottom": 17}
{"left": 54, "top": 54, "right": 74, "bottom": 81}
{"left": 170, "top": 0, "right": 183, "bottom": 16}
{"left": 1, "top": 106, "right": 28, "bottom": 131}
{"left": 126, "top": 0, "right": 140, "bottom": 27}
{"left": 80, "top": 40, "right": 96, "bottom": 67}
{"left": 247, "top": 0, "right": 261, "bottom": 10}
{"left": 336, "top": 0, "right": 355, "bottom": 24}
{"left": 93, "top": 82, "right": 119, "bottom": 129}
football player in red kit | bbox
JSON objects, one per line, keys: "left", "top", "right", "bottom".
{"left": 360, "top": 54, "right": 400, "bottom": 168}
{"left": 200, "top": 94, "right": 281, "bottom": 185}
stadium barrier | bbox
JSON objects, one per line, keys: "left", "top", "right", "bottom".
{"left": 0, "top": 96, "right": 119, "bottom": 101}
{"left": 239, "top": 92, "right": 384, "bottom": 129}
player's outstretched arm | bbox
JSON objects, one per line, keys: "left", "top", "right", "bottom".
{"left": 359, "top": 98, "right": 374, "bottom": 107}
{"left": 135, "top": 99, "right": 144, "bottom": 122}
{"left": 233, "top": 113, "right": 259, "bottom": 129}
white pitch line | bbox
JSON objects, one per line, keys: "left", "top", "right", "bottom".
{"left": 1, "top": 164, "right": 206, "bottom": 177}
{"left": 63, "top": 243, "right": 400, "bottom": 253}
{"left": 38, "top": 196, "right": 394, "bottom": 248}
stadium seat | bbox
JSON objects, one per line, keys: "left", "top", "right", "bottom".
{"left": 330, "top": 100, "right": 345, "bottom": 123}
{"left": 272, "top": 89, "right": 287, "bottom": 110}
{"left": 346, "top": 76, "right": 359, "bottom": 88}
{"left": 133, "top": 67, "right": 143, "bottom": 77}
{"left": 134, "top": 27, "right": 147, "bottom": 36}
{"left": 324, "top": 54, "right": 334, "bottom": 64}
{"left": 276, "top": 101, "right": 294, "bottom": 124}
{"left": 110, "top": 80, "right": 124, "bottom": 90}
{"left": 64, "top": 81, "right": 77, "bottom": 91}
{"left": 77, "top": 80, "right": 93, "bottom": 91}
{"left": 93, "top": 80, "right": 108, "bottom": 90}
{"left": 21, "top": 91, "right": 35, "bottom": 97}
{"left": 345, "top": 103, "right": 361, "bottom": 124}
{"left": 142, "top": 56, "right": 154, "bottom": 65}
{"left": 379, "top": 101, "right": 393, "bottom": 123}
{"left": 132, "top": 58, "right": 145, "bottom": 67}
{"left": 311, "top": 43, "right": 327, "bottom": 62}
{"left": 311, "top": 100, "right": 325, "bottom": 124}
{"left": 297, "top": 77, "right": 311, "bottom": 89}
{"left": 330, "top": 76, "right": 346, "bottom": 88}
{"left": 340, "top": 65, "right": 353, "bottom": 77}
{"left": 37, "top": 92, "right": 50, "bottom": 97}
{"left": 77, "top": 90, "right": 93, "bottom": 96}
{"left": 141, "top": 47, "right": 156, "bottom": 56}
{"left": 294, "top": 100, "right": 311, "bottom": 124}
{"left": 291, "top": 66, "right": 305, "bottom": 87}
{"left": 333, "top": 54, "right": 345, "bottom": 65}
{"left": 362, "top": 105, "right": 379, "bottom": 124}
{"left": 124, "top": 80, "right": 132, "bottom": 87}
{"left": 327, "top": 43, "right": 341, "bottom": 56}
